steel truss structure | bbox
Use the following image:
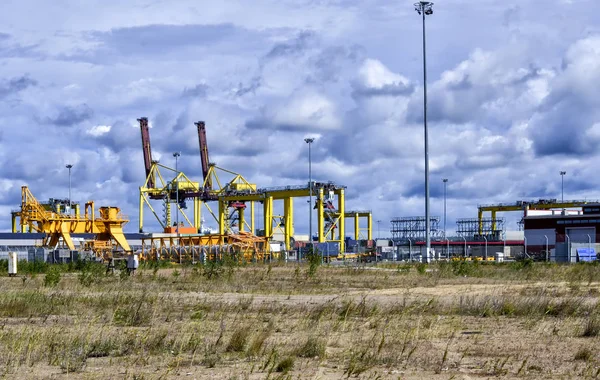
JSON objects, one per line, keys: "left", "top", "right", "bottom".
{"left": 138, "top": 117, "right": 372, "bottom": 254}
{"left": 390, "top": 216, "right": 442, "bottom": 241}
{"left": 456, "top": 217, "right": 505, "bottom": 241}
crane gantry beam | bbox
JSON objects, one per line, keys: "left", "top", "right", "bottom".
{"left": 478, "top": 198, "right": 600, "bottom": 234}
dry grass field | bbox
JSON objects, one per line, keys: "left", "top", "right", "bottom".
{"left": 0, "top": 259, "right": 599, "bottom": 379}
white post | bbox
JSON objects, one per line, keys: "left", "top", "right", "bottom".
{"left": 566, "top": 234, "right": 571, "bottom": 262}
{"left": 483, "top": 235, "right": 487, "bottom": 260}
{"left": 544, "top": 235, "right": 549, "bottom": 262}
{"left": 462, "top": 236, "right": 467, "bottom": 257}
{"left": 407, "top": 238, "right": 412, "bottom": 261}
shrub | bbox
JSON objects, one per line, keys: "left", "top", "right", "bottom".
{"left": 78, "top": 261, "right": 106, "bottom": 287}
{"left": 296, "top": 336, "right": 326, "bottom": 358}
{"left": 574, "top": 347, "right": 592, "bottom": 361}
{"left": 226, "top": 328, "right": 250, "bottom": 352}
{"left": 581, "top": 315, "right": 600, "bottom": 337}
{"left": 306, "top": 247, "right": 321, "bottom": 277}
{"left": 275, "top": 357, "right": 295, "bottom": 373}
{"left": 44, "top": 267, "right": 61, "bottom": 287}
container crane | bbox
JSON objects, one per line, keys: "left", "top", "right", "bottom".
{"left": 12, "top": 186, "right": 131, "bottom": 257}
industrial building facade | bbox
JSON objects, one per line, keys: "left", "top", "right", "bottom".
{"left": 523, "top": 207, "right": 600, "bottom": 262}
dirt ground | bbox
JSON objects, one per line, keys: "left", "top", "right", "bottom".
{"left": 0, "top": 262, "right": 599, "bottom": 379}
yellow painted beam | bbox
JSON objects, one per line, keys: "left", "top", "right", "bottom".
{"left": 284, "top": 197, "right": 293, "bottom": 250}
{"left": 239, "top": 207, "right": 245, "bottom": 232}
{"left": 318, "top": 187, "right": 324, "bottom": 243}
{"left": 354, "top": 213, "right": 359, "bottom": 240}
{"left": 139, "top": 191, "right": 144, "bottom": 232}
{"left": 338, "top": 188, "right": 345, "bottom": 253}
{"left": 251, "top": 201, "right": 255, "bottom": 235}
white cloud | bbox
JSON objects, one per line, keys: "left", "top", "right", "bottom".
{"left": 1, "top": 0, "right": 600, "bottom": 235}
{"left": 86, "top": 125, "right": 111, "bottom": 137}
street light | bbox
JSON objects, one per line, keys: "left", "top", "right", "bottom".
{"left": 173, "top": 152, "right": 181, "bottom": 237}
{"left": 560, "top": 171, "right": 566, "bottom": 203}
{"left": 415, "top": 1, "right": 434, "bottom": 263}
{"left": 442, "top": 178, "right": 448, "bottom": 239}
{"left": 304, "top": 138, "right": 315, "bottom": 258}
{"left": 66, "top": 164, "right": 73, "bottom": 213}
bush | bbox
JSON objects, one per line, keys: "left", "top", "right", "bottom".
{"left": 275, "top": 357, "right": 295, "bottom": 373}
{"left": 416, "top": 263, "right": 427, "bottom": 275}
{"left": 306, "top": 247, "right": 321, "bottom": 277}
{"left": 581, "top": 315, "right": 600, "bottom": 337}
{"left": 574, "top": 347, "right": 592, "bottom": 361}
{"left": 44, "top": 267, "right": 61, "bottom": 287}
{"left": 226, "top": 327, "right": 250, "bottom": 352}
{"left": 296, "top": 336, "right": 326, "bottom": 358}
{"left": 78, "top": 261, "right": 106, "bottom": 287}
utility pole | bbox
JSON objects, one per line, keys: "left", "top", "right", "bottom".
{"left": 414, "top": 1, "right": 434, "bottom": 263}
{"left": 560, "top": 171, "right": 566, "bottom": 203}
{"left": 304, "top": 138, "right": 315, "bottom": 259}
{"left": 443, "top": 178, "right": 448, "bottom": 239}
{"left": 173, "top": 152, "right": 181, "bottom": 234}
{"left": 66, "top": 164, "right": 73, "bottom": 214}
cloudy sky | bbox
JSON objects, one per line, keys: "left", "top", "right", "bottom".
{"left": 1, "top": 0, "right": 600, "bottom": 236}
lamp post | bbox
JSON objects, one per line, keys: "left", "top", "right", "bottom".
{"left": 304, "top": 138, "right": 315, "bottom": 258}
{"left": 560, "top": 171, "right": 566, "bottom": 203}
{"left": 414, "top": 1, "right": 434, "bottom": 263}
{"left": 65, "top": 164, "right": 73, "bottom": 213}
{"left": 173, "top": 152, "right": 181, "bottom": 236}
{"left": 442, "top": 178, "right": 448, "bottom": 239}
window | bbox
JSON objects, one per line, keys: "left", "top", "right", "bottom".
{"left": 557, "top": 221, "right": 565, "bottom": 225}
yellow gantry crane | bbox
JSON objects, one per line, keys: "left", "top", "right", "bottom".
{"left": 478, "top": 198, "right": 600, "bottom": 234}
{"left": 12, "top": 186, "right": 131, "bottom": 255}
{"left": 138, "top": 117, "right": 258, "bottom": 234}
{"left": 137, "top": 117, "right": 372, "bottom": 255}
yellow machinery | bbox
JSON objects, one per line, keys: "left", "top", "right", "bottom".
{"left": 218, "top": 182, "right": 351, "bottom": 253}
{"left": 12, "top": 186, "right": 131, "bottom": 258}
{"left": 344, "top": 211, "right": 373, "bottom": 240}
{"left": 138, "top": 118, "right": 372, "bottom": 257}
{"left": 140, "top": 232, "right": 269, "bottom": 262}
{"left": 138, "top": 117, "right": 258, "bottom": 235}
{"left": 478, "top": 198, "right": 600, "bottom": 234}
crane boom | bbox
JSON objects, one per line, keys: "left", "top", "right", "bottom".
{"left": 138, "top": 117, "right": 154, "bottom": 189}
{"left": 196, "top": 121, "right": 212, "bottom": 190}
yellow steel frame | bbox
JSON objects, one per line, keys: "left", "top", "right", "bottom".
{"left": 139, "top": 162, "right": 258, "bottom": 234}
{"left": 13, "top": 186, "right": 131, "bottom": 255}
{"left": 219, "top": 185, "right": 353, "bottom": 253}
{"left": 336, "top": 211, "right": 372, "bottom": 240}
{"left": 140, "top": 232, "right": 269, "bottom": 262}
{"left": 478, "top": 200, "right": 600, "bottom": 234}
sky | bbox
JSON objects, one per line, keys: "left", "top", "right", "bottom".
{"left": 1, "top": 0, "right": 600, "bottom": 237}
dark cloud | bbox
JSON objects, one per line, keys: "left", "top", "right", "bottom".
{"left": 0, "top": 75, "right": 37, "bottom": 99}
{"left": 235, "top": 77, "right": 261, "bottom": 97}
{"left": 352, "top": 81, "right": 414, "bottom": 97}
{"left": 182, "top": 84, "right": 208, "bottom": 98}
{"left": 45, "top": 104, "right": 93, "bottom": 127}
{"left": 264, "top": 31, "right": 316, "bottom": 59}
